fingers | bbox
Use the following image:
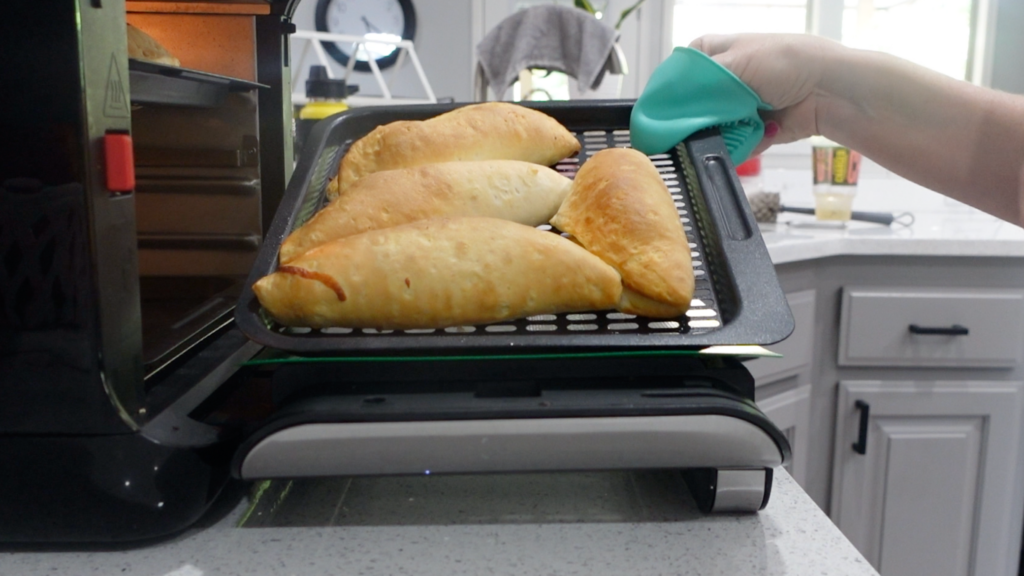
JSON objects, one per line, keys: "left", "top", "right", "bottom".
{"left": 760, "top": 103, "right": 816, "bottom": 143}
{"left": 750, "top": 111, "right": 807, "bottom": 157}
{"left": 749, "top": 139, "right": 774, "bottom": 158}
{"left": 749, "top": 119, "right": 793, "bottom": 157}
{"left": 689, "top": 34, "right": 738, "bottom": 57}
{"left": 751, "top": 117, "right": 781, "bottom": 157}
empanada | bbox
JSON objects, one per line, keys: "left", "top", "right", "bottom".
{"left": 334, "top": 102, "right": 580, "bottom": 195}
{"left": 254, "top": 217, "right": 622, "bottom": 329}
{"left": 550, "top": 148, "right": 694, "bottom": 317}
{"left": 126, "top": 23, "right": 180, "bottom": 67}
{"left": 281, "top": 160, "right": 572, "bottom": 263}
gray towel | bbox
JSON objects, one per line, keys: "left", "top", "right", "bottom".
{"left": 476, "top": 4, "right": 617, "bottom": 99}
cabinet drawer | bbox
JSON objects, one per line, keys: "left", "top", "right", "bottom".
{"left": 838, "top": 288, "right": 1024, "bottom": 368}
{"left": 747, "top": 290, "right": 816, "bottom": 385}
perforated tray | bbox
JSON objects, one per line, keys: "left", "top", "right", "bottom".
{"left": 235, "top": 101, "right": 793, "bottom": 355}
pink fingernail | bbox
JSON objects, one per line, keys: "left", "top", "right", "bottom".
{"left": 764, "top": 121, "right": 780, "bottom": 138}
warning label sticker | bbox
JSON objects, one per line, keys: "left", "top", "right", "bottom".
{"left": 104, "top": 54, "right": 130, "bottom": 118}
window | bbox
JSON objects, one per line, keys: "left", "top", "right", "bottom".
{"left": 841, "top": 0, "right": 974, "bottom": 80}
{"left": 673, "top": 0, "right": 982, "bottom": 82}
{"left": 672, "top": 0, "right": 809, "bottom": 48}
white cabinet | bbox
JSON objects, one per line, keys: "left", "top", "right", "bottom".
{"left": 838, "top": 288, "right": 1024, "bottom": 368}
{"left": 756, "top": 384, "right": 811, "bottom": 486}
{"left": 830, "top": 380, "right": 1024, "bottom": 576}
{"left": 749, "top": 289, "right": 816, "bottom": 490}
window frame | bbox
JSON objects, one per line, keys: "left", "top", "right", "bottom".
{"left": 668, "top": 0, "right": 998, "bottom": 86}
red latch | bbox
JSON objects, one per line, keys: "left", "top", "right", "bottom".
{"left": 104, "top": 133, "right": 135, "bottom": 192}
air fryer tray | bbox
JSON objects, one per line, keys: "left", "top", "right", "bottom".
{"left": 235, "top": 101, "right": 793, "bottom": 355}
{"left": 128, "top": 58, "right": 267, "bottom": 108}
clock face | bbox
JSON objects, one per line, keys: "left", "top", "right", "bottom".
{"left": 315, "top": 0, "right": 417, "bottom": 71}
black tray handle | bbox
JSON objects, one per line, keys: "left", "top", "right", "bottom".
{"left": 684, "top": 131, "right": 795, "bottom": 346}
{"left": 694, "top": 153, "right": 755, "bottom": 242}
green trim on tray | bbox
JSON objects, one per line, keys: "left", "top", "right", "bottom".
{"left": 241, "top": 347, "right": 780, "bottom": 366}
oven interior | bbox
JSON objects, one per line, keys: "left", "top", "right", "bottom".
{"left": 125, "top": 2, "right": 271, "bottom": 380}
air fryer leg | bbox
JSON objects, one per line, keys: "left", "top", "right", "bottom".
{"left": 682, "top": 467, "right": 773, "bottom": 513}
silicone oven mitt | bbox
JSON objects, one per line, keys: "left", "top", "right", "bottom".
{"left": 630, "top": 47, "right": 771, "bottom": 164}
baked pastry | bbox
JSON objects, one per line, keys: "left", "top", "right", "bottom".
{"left": 324, "top": 175, "right": 341, "bottom": 200}
{"left": 254, "top": 217, "right": 622, "bottom": 329}
{"left": 334, "top": 102, "right": 580, "bottom": 193}
{"left": 281, "top": 160, "right": 572, "bottom": 263}
{"left": 126, "top": 23, "right": 180, "bottom": 67}
{"left": 550, "top": 147, "right": 694, "bottom": 317}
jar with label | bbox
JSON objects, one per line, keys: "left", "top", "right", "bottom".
{"left": 810, "top": 136, "right": 862, "bottom": 221}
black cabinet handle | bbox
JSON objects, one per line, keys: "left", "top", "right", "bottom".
{"left": 908, "top": 324, "right": 969, "bottom": 336}
{"left": 852, "top": 400, "right": 870, "bottom": 455}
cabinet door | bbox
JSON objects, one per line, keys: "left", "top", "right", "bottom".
{"left": 831, "top": 381, "right": 1024, "bottom": 576}
{"left": 756, "top": 384, "right": 811, "bottom": 487}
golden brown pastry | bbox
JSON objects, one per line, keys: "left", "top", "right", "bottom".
{"left": 550, "top": 148, "right": 694, "bottom": 318}
{"left": 281, "top": 160, "right": 573, "bottom": 263}
{"left": 254, "top": 217, "right": 622, "bottom": 329}
{"left": 126, "top": 23, "right": 180, "bottom": 67}
{"left": 335, "top": 102, "right": 580, "bottom": 193}
{"left": 324, "top": 175, "right": 341, "bottom": 200}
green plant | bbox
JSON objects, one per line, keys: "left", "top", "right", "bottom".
{"left": 574, "top": 0, "right": 647, "bottom": 30}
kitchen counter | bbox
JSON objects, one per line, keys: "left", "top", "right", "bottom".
{"left": 755, "top": 173, "right": 1024, "bottom": 265}
{"left": 0, "top": 468, "right": 877, "bottom": 576}
{"left": 10, "top": 172, "right": 1000, "bottom": 576}
{"left": 747, "top": 168, "right": 1024, "bottom": 576}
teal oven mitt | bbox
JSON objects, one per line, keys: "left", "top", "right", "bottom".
{"left": 630, "top": 47, "right": 771, "bottom": 164}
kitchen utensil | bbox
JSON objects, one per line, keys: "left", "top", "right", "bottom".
{"left": 747, "top": 191, "right": 914, "bottom": 226}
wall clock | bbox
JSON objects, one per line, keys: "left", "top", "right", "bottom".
{"left": 314, "top": 0, "right": 417, "bottom": 72}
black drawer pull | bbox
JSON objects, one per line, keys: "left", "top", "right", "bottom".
{"left": 908, "top": 324, "right": 969, "bottom": 336}
{"left": 852, "top": 400, "right": 870, "bottom": 455}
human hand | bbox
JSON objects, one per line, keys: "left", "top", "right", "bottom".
{"left": 689, "top": 33, "right": 844, "bottom": 155}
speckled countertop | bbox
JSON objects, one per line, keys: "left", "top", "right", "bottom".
{"left": 753, "top": 169, "right": 1024, "bottom": 265}
{"left": 0, "top": 469, "right": 877, "bottom": 576}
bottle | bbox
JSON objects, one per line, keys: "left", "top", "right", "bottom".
{"left": 295, "top": 66, "right": 359, "bottom": 158}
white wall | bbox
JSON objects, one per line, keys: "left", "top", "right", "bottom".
{"left": 291, "top": 0, "right": 474, "bottom": 102}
